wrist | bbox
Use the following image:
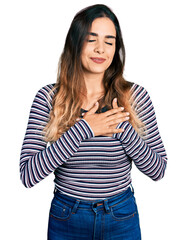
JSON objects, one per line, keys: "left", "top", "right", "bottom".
{"left": 76, "top": 119, "right": 95, "bottom": 138}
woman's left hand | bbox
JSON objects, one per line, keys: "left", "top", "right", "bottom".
{"left": 104, "top": 98, "right": 129, "bottom": 137}
{"left": 76, "top": 98, "right": 129, "bottom": 137}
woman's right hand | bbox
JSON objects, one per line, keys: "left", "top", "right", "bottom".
{"left": 82, "top": 101, "right": 130, "bottom": 136}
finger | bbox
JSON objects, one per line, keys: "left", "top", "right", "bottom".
{"left": 108, "top": 114, "right": 129, "bottom": 127}
{"left": 104, "top": 107, "right": 124, "bottom": 117}
{"left": 86, "top": 102, "right": 99, "bottom": 116}
{"left": 112, "top": 98, "right": 118, "bottom": 109}
{"left": 106, "top": 112, "right": 130, "bottom": 123}
{"left": 106, "top": 117, "right": 130, "bottom": 127}
{"left": 102, "top": 127, "right": 125, "bottom": 137}
{"left": 107, "top": 128, "right": 124, "bottom": 134}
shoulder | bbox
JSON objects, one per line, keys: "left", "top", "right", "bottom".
{"left": 34, "top": 83, "right": 56, "bottom": 110}
{"left": 129, "top": 82, "right": 154, "bottom": 114}
{"left": 36, "top": 83, "right": 56, "bottom": 97}
{"left": 130, "top": 83, "right": 151, "bottom": 104}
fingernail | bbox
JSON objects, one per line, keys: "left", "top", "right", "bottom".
{"left": 95, "top": 102, "right": 99, "bottom": 106}
{"left": 121, "top": 107, "right": 124, "bottom": 110}
{"left": 82, "top": 113, "right": 85, "bottom": 116}
{"left": 126, "top": 112, "right": 130, "bottom": 115}
{"left": 114, "top": 98, "right": 117, "bottom": 102}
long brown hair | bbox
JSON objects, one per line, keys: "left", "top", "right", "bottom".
{"left": 44, "top": 4, "right": 144, "bottom": 142}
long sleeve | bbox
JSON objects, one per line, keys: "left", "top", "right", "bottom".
{"left": 113, "top": 85, "right": 167, "bottom": 181}
{"left": 20, "top": 85, "right": 94, "bottom": 188}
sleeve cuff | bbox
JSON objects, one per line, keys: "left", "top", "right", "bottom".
{"left": 74, "top": 119, "right": 95, "bottom": 139}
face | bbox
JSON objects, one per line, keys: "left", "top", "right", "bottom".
{"left": 81, "top": 17, "right": 116, "bottom": 77}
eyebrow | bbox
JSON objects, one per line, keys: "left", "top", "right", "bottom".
{"left": 88, "top": 32, "right": 116, "bottom": 39}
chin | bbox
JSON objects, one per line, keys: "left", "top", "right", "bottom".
{"left": 89, "top": 65, "right": 109, "bottom": 74}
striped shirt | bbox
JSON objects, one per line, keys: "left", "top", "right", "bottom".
{"left": 20, "top": 83, "right": 167, "bottom": 200}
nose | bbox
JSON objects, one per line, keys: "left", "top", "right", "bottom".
{"left": 94, "top": 40, "right": 104, "bottom": 54}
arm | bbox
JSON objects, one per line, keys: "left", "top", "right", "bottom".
{"left": 113, "top": 85, "right": 167, "bottom": 181}
{"left": 20, "top": 85, "right": 94, "bottom": 188}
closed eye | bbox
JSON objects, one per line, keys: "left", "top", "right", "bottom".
{"left": 87, "top": 40, "right": 113, "bottom": 45}
{"left": 87, "top": 40, "right": 95, "bottom": 42}
{"left": 105, "top": 42, "right": 113, "bottom": 46}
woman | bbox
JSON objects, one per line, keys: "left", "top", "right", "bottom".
{"left": 20, "top": 4, "right": 167, "bottom": 240}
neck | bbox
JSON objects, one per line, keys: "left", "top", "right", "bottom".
{"left": 83, "top": 72, "right": 105, "bottom": 96}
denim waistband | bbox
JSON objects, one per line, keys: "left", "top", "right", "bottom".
{"left": 53, "top": 186, "right": 134, "bottom": 214}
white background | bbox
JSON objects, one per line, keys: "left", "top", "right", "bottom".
{"left": 0, "top": 0, "right": 186, "bottom": 239}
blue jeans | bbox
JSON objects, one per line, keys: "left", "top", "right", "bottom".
{"left": 47, "top": 187, "right": 141, "bottom": 239}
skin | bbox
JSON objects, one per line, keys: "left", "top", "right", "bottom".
{"left": 79, "top": 17, "right": 130, "bottom": 136}
{"left": 81, "top": 17, "right": 116, "bottom": 85}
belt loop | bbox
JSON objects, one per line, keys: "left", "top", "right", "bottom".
{"left": 130, "top": 184, "right": 134, "bottom": 193}
{"left": 72, "top": 200, "right": 80, "bottom": 214}
{"left": 104, "top": 199, "right": 110, "bottom": 213}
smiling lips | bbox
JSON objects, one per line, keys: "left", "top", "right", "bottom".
{"left": 90, "top": 57, "right": 106, "bottom": 64}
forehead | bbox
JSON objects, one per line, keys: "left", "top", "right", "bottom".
{"left": 89, "top": 17, "right": 116, "bottom": 37}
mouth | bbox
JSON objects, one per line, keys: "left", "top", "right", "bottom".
{"left": 90, "top": 57, "right": 106, "bottom": 64}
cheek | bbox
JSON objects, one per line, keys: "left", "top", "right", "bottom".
{"left": 81, "top": 51, "right": 88, "bottom": 67}
{"left": 107, "top": 48, "right": 116, "bottom": 63}
{"left": 81, "top": 46, "right": 91, "bottom": 64}
{"left": 112, "top": 47, "right": 116, "bottom": 58}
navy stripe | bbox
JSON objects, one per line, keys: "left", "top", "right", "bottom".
{"left": 20, "top": 83, "right": 167, "bottom": 200}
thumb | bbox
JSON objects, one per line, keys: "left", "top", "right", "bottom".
{"left": 86, "top": 102, "right": 99, "bottom": 115}
{"left": 112, "top": 98, "right": 118, "bottom": 109}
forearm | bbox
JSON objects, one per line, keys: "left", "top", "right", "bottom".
{"left": 113, "top": 121, "right": 167, "bottom": 181}
{"left": 20, "top": 119, "right": 94, "bottom": 188}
